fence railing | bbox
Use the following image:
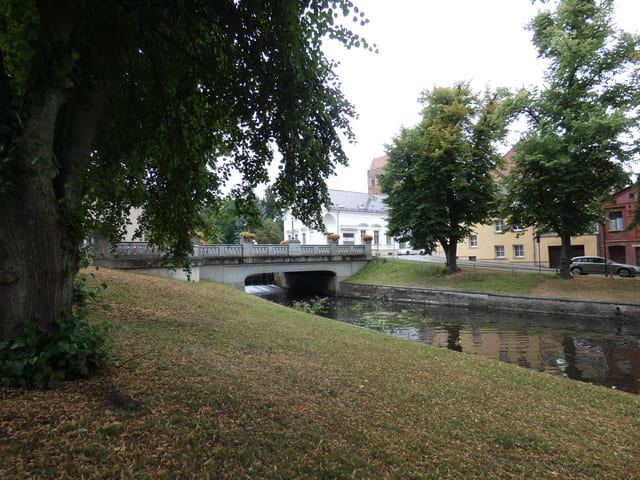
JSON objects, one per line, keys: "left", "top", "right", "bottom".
{"left": 105, "top": 241, "right": 369, "bottom": 259}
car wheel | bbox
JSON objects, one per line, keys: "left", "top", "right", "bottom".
{"left": 570, "top": 266, "right": 582, "bottom": 275}
{"left": 618, "top": 268, "right": 631, "bottom": 277}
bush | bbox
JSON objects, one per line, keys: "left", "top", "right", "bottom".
{"left": 291, "top": 297, "right": 328, "bottom": 315}
{"left": 0, "top": 274, "right": 117, "bottom": 388}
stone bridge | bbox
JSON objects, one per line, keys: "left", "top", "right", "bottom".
{"left": 93, "top": 240, "right": 372, "bottom": 294}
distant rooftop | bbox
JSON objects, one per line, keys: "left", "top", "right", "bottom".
{"left": 369, "top": 155, "right": 389, "bottom": 171}
{"left": 328, "top": 189, "right": 388, "bottom": 214}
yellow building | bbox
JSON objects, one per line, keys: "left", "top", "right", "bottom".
{"left": 445, "top": 220, "right": 598, "bottom": 268}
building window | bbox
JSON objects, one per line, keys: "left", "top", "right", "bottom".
{"left": 470, "top": 235, "right": 478, "bottom": 248}
{"left": 302, "top": 233, "right": 306, "bottom": 245}
{"left": 374, "top": 231, "right": 380, "bottom": 245}
{"left": 343, "top": 232, "right": 355, "bottom": 244}
{"left": 494, "top": 220, "right": 504, "bottom": 233}
{"left": 512, "top": 225, "right": 523, "bottom": 232}
{"left": 360, "top": 229, "right": 367, "bottom": 240}
{"left": 609, "top": 211, "right": 623, "bottom": 231}
{"left": 513, "top": 244, "right": 524, "bottom": 258}
{"left": 495, "top": 245, "right": 505, "bottom": 258}
{"left": 386, "top": 235, "right": 392, "bottom": 245}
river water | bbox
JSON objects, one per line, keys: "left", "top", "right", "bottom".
{"left": 247, "top": 285, "right": 640, "bottom": 394}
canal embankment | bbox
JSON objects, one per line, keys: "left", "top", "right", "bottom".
{"left": 340, "top": 282, "right": 640, "bottom": 321}
{"left": 5, "top": 267, "right": 640, "bottom": 479}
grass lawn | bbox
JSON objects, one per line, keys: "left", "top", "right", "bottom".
{"left": 347, "top": 258, "right": 640, "bottom": 303}
{"left": 1, "top": 267, "right": 639, "bottom": 479}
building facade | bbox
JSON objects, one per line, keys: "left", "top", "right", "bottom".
{"left": 283, "top": 189, "right": 405, "bottom": 254}
{"left": 367, "top": 155, "right": 388, "bottom": 196}
{"left": 451, "top": 221, "right": 598, "bottom": 268}
{"left": 601, "top": 186, "right": 640, "bottom": 266}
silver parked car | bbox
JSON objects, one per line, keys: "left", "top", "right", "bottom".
{"left": 570, "top": 256, "right": 640, "bottom": 277}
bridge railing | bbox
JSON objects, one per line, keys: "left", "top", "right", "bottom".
{"left": 98, "top": 241, "right": 370, "bottom": 259}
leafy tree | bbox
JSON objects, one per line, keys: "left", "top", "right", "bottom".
{"left": 198, "top": 191, "right": 284, "bottom": 244}
{"left": 501, "top": 0, "right": 639, "bottom": 279}
{"left": 0, "top": 1, "right": 373, "bottom": 339}
{"left": 255, "top": 218, "right": 284, "bottom": 245}
{"left": 259, "top": 185, "right": 286, "bottom": 223}
{"left": 379, "top": 82, "right": 511, "bottom": 274}
{"left": 199, "top": 199, "right": 245, "bottom": 244}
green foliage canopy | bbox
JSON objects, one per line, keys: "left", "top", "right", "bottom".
{"left": 379, "top": 82, "right": 512, "bottom": 273}
{"left": 501, "top": 0, "right": 639, "bottom": 276}
{"left": 1, "top": 0, "right": 372, "bottom": 261}
{"left": 0, "top": 0, "right": 373, "bottom": 338}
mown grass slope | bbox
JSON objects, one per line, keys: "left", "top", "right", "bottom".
{"left": 347, "top": 258, "right": 640, "bottom": 303}
{"left": 1, "top": 267, "right": 639, "bottom": 479}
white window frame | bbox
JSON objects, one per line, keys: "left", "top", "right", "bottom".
{"left": 469, "top": 235, "right": 478, "bottom": 248}
{"left": 609, "top": 211, "right": 623, "bottom": 231}
{"left": 494, "top": 220, "right": 504, "bottom": 233}
{"left": 343, "top": 232, "right": 355, "bottom": 245}
{"left": 495, "top": 245, "right": 505, "bottom": 258}
{"left": 513, "top": 244, "right": 524, "bottom": 258}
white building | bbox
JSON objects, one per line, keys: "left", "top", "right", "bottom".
{"left": 283, "top": 189, "right": 414, "bottom": 255}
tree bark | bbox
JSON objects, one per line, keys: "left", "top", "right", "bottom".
{"left": 0, "top": 6, "right": 121, "bottom": 339}
{"left": 444, "top": 239, "right": 460, "bottom": 274}
{"left": 559, "top": 233, "right": 573, "bottom": 279}
{"left": 0, "top": 174, "right": 79, "bottom": 339}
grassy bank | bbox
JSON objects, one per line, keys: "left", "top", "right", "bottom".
{"left": 1, "top": 267, "right": 639, "bottom": 479}
{"left": 347, "top": 258, "right": 640, "bottom": 303}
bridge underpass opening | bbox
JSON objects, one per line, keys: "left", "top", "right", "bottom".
{"left": 278, "top": 271, "right": 338, "bottom": 296}
{"left": 244, "top": 273, "right": 275, "bottom": 287}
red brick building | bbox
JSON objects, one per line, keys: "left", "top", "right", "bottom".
{"left": 367, "top": 155, "right": 388, "bottom": 196}
{"left": 600, "top": 186, "right": 640, "bottom": 266}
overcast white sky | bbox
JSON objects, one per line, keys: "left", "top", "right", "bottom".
{"left": 322, "top": 0, "right": 640, "bottom": 193}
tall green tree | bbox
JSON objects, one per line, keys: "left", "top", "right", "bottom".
{"left": 0, "top": 1, "right": 372, "bottom": 339}
{"left": 198, "top": 189, "right": 285, "bottom": 245}
{"left": 199, "top": 199, "right": 245, "bottom": 244}
{"left": 502, "top": 0, "right": 639, "bottom": 278}
{"left": 379, "top": 82, "right": 511, "bottom": 274}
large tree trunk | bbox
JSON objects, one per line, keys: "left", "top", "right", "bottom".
{"left": 0, "top": 50, "right": 79, "bottom": 338}
{"left": 559, "top": 233, "right": 573, "bottom": 279}
{"left": 0, "top": 175, "right": 79, "bottom": 339}
{"left": 444, "top": 239, "right": 460, "bottom": 274}
{"left": 0, "top": 6, "right": 120, "bottom": 339}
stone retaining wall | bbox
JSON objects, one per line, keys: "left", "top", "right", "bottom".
{"left": 339, "top": 282, "right": 640, "bottom": 321}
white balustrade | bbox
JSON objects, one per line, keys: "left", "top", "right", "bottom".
{"left": 107, "top": 242, "right": 370, "bottom": 260}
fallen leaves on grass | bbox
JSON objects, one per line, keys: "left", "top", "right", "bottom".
{"left": 1, "top": 268, "right": 639, "bottom": 479}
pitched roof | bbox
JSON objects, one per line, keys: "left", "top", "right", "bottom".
{"left": 328, "top": 189, "right": 388, "bottom": 213}
{"left": 369, "top": 155, "right": 389, "bottom": 171}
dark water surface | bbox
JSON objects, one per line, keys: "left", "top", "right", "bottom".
{"left": 247, "top": 285, "right": 640, "bottom": 394}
